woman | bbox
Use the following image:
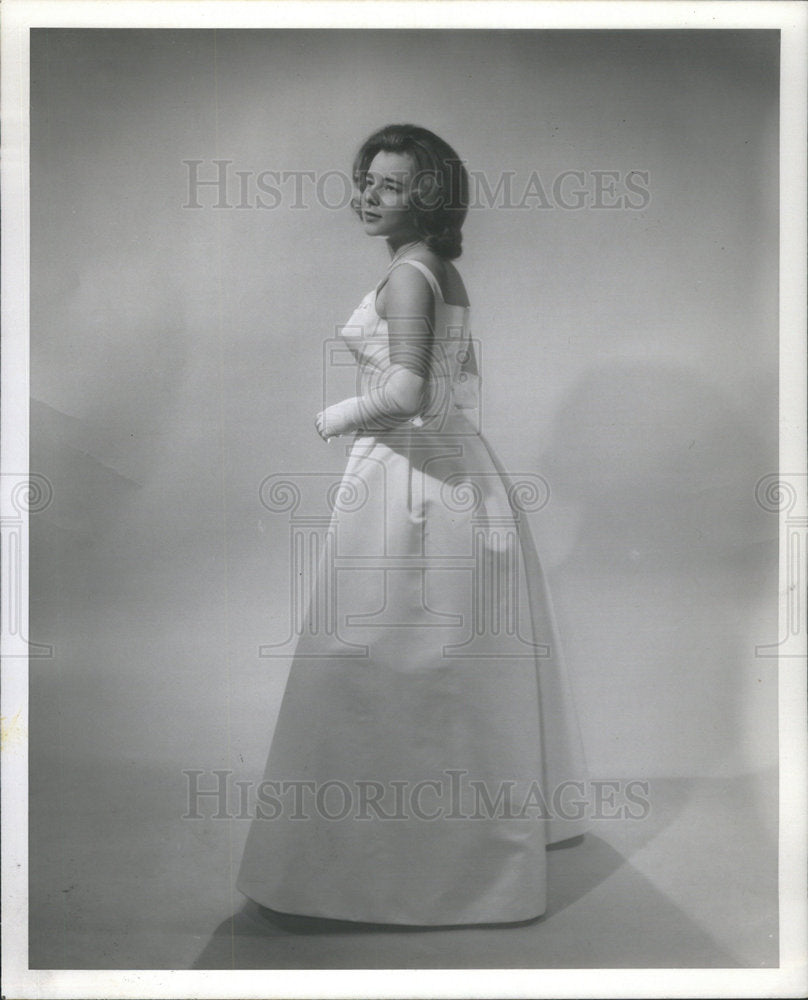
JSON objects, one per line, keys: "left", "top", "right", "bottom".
{"left": 237, "top": 124, "right": 587, "bottom": 926}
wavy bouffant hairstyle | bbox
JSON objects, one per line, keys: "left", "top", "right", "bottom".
{"left": 352, "top": 124, "right": 469, "bottom": 260}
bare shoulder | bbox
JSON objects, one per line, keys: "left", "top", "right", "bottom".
{"left": 409, "top": 246, "right": 447, "bottom": 281}
{"left": 379, "top": 257, "right": 435, "bottom": 317}
{"left": 410, "top": 248, "right": 469, "bottom": 307}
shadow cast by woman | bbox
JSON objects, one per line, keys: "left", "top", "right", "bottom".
{"left": 192, "top": 834, "right": 737, "bottom": 969}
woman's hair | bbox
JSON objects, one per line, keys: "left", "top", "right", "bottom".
{"left": 352, "top": 124, "right": 469, "bottom": 260}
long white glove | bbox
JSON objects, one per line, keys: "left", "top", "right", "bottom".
{"left": 314, "top": 396, "right": 365, "bottom": 441}
{"left": 315, "top": 367, "right": 426, "bottom": 441}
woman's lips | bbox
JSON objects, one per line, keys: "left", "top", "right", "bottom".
{"left": 363, "top": 211, "right": 381, "bottom": 221}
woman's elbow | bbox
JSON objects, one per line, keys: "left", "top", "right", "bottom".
{"left": 385, "top": 370, "right": 426, "bottom": 417}
{"left": 393, "top": 386, "right": 425, "bottom": 418}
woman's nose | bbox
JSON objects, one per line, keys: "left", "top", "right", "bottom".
{"left": 364, "top": 181, "right": 379, "bottom": 205}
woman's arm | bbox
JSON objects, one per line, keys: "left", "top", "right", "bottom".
{"left": 315, "top": 265, "right": 434, "bottom": 439}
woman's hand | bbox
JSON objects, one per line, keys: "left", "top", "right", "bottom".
{"left": 315, "top": 398, "right": 363, "bottom": 441}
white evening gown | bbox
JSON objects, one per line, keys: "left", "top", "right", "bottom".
{"left": 237, "top": 259, "right": 587, "bottom": 925}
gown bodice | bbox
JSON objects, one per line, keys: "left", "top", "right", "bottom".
{"left": 338, "top": 258, "right": 478, "bottom": 430}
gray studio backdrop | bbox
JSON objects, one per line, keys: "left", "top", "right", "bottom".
{"left": 30, "top": 27, "right": 778, "bottom": 873}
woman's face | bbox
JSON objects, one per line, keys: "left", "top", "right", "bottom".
{"left": 359, "top": 150, "right": 420, "bottom": 244}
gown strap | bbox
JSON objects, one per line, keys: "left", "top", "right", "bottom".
{"left": 389, "top": 258, "right": 445, "bottom": 301}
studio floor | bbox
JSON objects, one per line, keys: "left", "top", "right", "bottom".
{"left": 25, "top": 515, "right": 780, "bottom": 973}
{"left": 29, "top": 761, "right": 777, "bottom": 970}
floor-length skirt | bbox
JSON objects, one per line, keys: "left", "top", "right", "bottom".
{"left": 238, "top": 415, "right": 587, "bottom": 925}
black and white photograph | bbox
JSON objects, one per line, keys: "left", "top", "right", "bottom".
{"left": 1, "top": 1, "right": 806, "bottom": 997}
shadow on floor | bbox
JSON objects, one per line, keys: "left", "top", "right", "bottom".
{"left": 192, "top": 833, "right": 740, "bottom": 969}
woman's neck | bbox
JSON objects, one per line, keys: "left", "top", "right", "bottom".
{"left": 387, "top": 237, "right": 424, "bottom": 262}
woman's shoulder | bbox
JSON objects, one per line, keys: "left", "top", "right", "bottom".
{"left": 389, "top": 250, "right": 444, "bottom": 291}
{"left": 377, "top": 255, "right": 436, "bottom": 316}
{"left": 407, "top": 247, "right": 448, "bottom": 277}
{"left": 406, "top": 249, "right": 468, "bottom": 308}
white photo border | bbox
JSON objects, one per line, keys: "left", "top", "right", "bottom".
{"left": 2, "top": 2, "right": 806, "bottom": 998}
